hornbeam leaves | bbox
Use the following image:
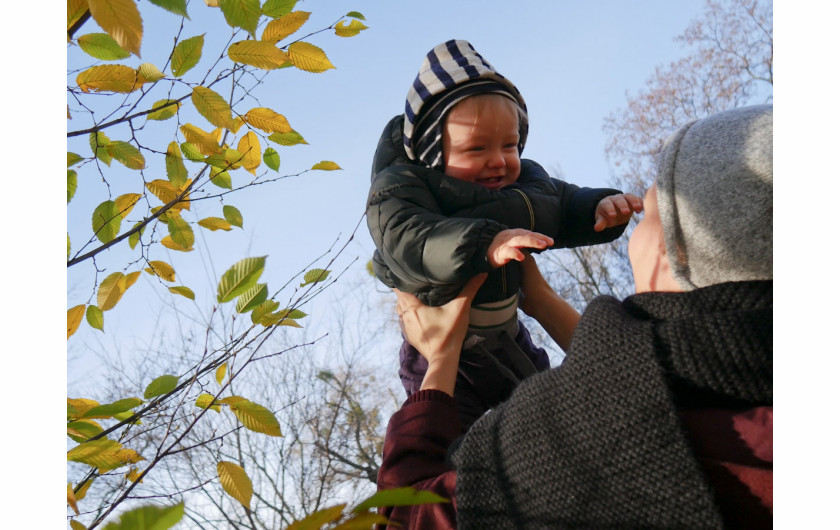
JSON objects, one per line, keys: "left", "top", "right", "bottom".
{"left": 243, "top": 107, "right": 292, "bottom": 134}
{"left": 68, "top": 152, "right": 84, "bottom": 167}
{"left": 312, "top": 160, "right": 341, "bottom": 171}
{"left": 221, "top": 396, "right": 282, "bottom": 436}
{"left": 223, "top": 205, "right": 243, "bottom": 227}
{"left": 209, "top": 167, "right": 232, "bottom": 189}
{"left": 171, "top": 35, "right": 204, "bottom": 77}
{"left": 77, "top": 33, "right": 131, "bottom": 61}
{"left": 168, "top": 286, "right": 195, "bottom": 299}
{"left": 261, "top": 11, "right": 310, "bottom": 43}
{"left": 87, "top": 0, "right": 143, "bottom": 57}
{"left": 83, "top": 398, "right": 143, "bottom": 419}
{"left": 107, "top": 141, "right": 146, "bottom": 169}
{"left": 262, "top": 0, "right": 297, "bottom": 18}
{"left": 217, "top": 461, "right": 253, "bottom": 508}
{"left": 228, "top": 40, "right": 290, "bottom": 70}
{"left": 334, "top": 19, "right": 368, "bottom": 38}
{"left": 196, "top": 393, "right": 221, "bottom": 412}
{"left": 161, "top": 236, "right": 192, "bottom": 252}
{"left": 251, "top": 300, "right": 279, "bottom": 324}
{"left": 192, "top": 86, "right": 234, "bottom": 130}
{"left": 138, "top": 63, "right": 165, "bottom": 83}
{"left": 288, "top": 42, "right": 334, "bottom": 73}
{"left": 235, "top": 283, "right": 267, "bottom": 313}
{"left": 68, "top": 0, "right": 88, "bottom": 31}
{"left": 263, "top": 147, "right": 280, "bottom": 170}
{"left": 145, "top": 260, "right": 176, "bottom": 282}
{"left": 148, "top": 99, "right": 181, "bottom": 121}
{"left": 86, "top": 305, "right": 104, "bottom": 332}
{"left": 268, "top": 130, "right": 307, "bottom": 146}
{"left": 237, "top": 131, "right": 261, "bottom": 174}
{"left": 101, "top": 503, "right": 184, "bottom": 530}
{"left": 181, "top": 142, "right": 205, "bottom": 162}
{"left": 301, "top": 268, "right": 330, "bottom": 287}
{"left": 168, "top": 216, "right": 195, "bottom": 250}
{"left": 68, "top": 170, "right": 77, "bottom": 203}
{"left": 353, "top": 487, "right": 449, "bottom": 512}
{"left": 217, "top": 256, "right": 266, "bottom": 303}
{"left": 97, "top": 272, "right": 126, "bottom": 311}
{"left": 77, "top": 65, "right": 140, "bottom": 93}
{"left": 115, "top": 194, "right": 141, "bottom": 219}
{"left": 215, "top": 363, "right": 227, "bottom": 385}
{"left": 90, "top": 131, "right": 112, "bottom": 165}
{"left": 287, "top": 505, "right": 346, "bottom": 529}
{"left": 124, "top": 270, "right": 141, "bottom": 289}
{"left": 92, "top": 201, "right": 121, "bottom": 244}
{"left": 146, "top": 179, "right": 191, "bottom": 210}
{"left": 148, "top": 0, "right": 189, "bottom": 18}
{"left": 144, "top": 374, "right": 179, "bottom": 399}
{"left": 68, "top": 305, "right": 86, "bottom": 339}
{"left": 180, "top": 123, "right": 222, "bottom": 155}
{"left": 198, "top": 217, "right": 233, "bottom": 231}
{"left": 219, "top": 0, "right": 261, "bottom": 36}
{"left": 165, "top": 142, "right": 188, "bottom": 186}
{"left": 68, "top": 419, "right": 104, "bottom": 443}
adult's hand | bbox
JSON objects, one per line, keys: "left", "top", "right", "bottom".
{"left": 394, "top": 274, "right": 487, "bottom": 396}
{"left": 518, "top": 254, "right": 581, "bottom": 352}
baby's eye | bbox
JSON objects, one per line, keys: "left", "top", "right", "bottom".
{"left": 468, "top": 146, "right": 485, "bottom": 152}
{"left": 503, "top": 143, "right": 517, "bottom": 149}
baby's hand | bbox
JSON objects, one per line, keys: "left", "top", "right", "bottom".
{"left": 594, "top": 193, "right": 643, "bottom": 232}
{"left": 487, "top": 229, "right": 554, "bottom": 268}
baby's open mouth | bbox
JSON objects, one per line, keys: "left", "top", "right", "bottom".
{"left": 477, "top": 177, "right": 504, "bottom": 189}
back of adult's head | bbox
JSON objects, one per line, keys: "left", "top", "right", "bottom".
{"left": 656, "top": 104, "right": 773, "bottom": 291}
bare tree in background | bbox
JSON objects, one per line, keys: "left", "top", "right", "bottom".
{"left": 541, "top": 0, "right": 773, "bottom": 308}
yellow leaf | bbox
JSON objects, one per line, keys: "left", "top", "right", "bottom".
{"left": 124, "top": 271, "right": 141, "bottom": 290}
{"left": 77, "top": 64, "right": 142, "bottom": 93}
{"left": 68, "top": 482, "right": 80, "bottom": 515}
{"left": 68, "top": 0, "right": 88, "bottom": 32}
{"left": 126, "top": 466, "right": 144, "bottom": 483}
{"left": 87, "top": 0, "right": 143, "bottom": 57}
{"left": 161, "top": 236, "right": 194, "bottom": 252}
{"left": 68, "top": 398, "right": 101, "bottom": 420}
{"left": 216, "top": 363, "right": 227, "bottom": 385}
{"left": 192, "top": 86, "right": 234, "bottom": 130}
{"left": 70, "top": 519, "right": 87, "bottom": 530}
{"left": 148, "top": 99, "right": 181, "bottom": 121}
{"left": 114, "top": 193, "right": 141, "bottom": 219}
{"left": 198, "top": 217, "right": 233, "bottom": 231}
{"left": 97, "top": 272, "right": 127, "bottom": 311}
{"left": 138, "top": 63, "right": 165, "bottom": 83}
{"left": 180, "top": 123, "right": 222, "bottom": 155}
{"left": 145, "top": 179, "right": 191, "bottom": 210}
{"left": 243, "top": 107, "right": 292, "bottom": 134}
{"left": 231, "top": 115, "right": 245, "bottom": 134}
{"left": 68, "top": 305, "right": 85, "bottom": 339}
{"left": 237, "top": 131, "right": 261, "bottom": 174}
{"left": 311, "top": 161, "right": 341, "bottom": 171}
{"left": 145, "top": 260, "right": 176, "bottom": 282}
{"left": 334, "top": 19, "right": 368, "bottom": 38}
{"left": 195, "top": 393, "right": 221, "bottom": 412}
{"left": 287, "top": 505, "right": 346, "bottom": 530}
{"left": 168, "top": 286, "right": 195, "bottom": 300}
{"left": 217, "top": 461, "right": 253, "bottom": 508}
{"left": 261, "top": 11, "right": 310, "bottom": 43}
{"left": 288, "top": 41, "right": 334, "bottom": 73}
{"left": 67, "top": 419, "right": 104, "bottom": 443}
{"left": 74, "top": 478, "right": 93, "bottom": 502}
{"left": 227, "top": 40, "right": 290, "bottom": 70}
{"left": 228, "top": 398, "right": 283, "bottom": 436}
{"left": 107, "top": 141, "right": 146, "bottom": 169}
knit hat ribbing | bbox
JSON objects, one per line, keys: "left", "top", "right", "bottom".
{"left": 403, "top": 40, "right": 528, "bottom": 169}
{"left": 655, "top": 104, "right": 773, "bottom": 290}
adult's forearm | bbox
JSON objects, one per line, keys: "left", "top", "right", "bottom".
{"left": 419, "top": 355, "right": 461, "bottom": 396}
{"left": 530, "top": 289, "right": 581, "bottom": 351}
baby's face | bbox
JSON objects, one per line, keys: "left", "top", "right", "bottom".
{"left": 442, "top": 95, "right": 521, "bottom": 190}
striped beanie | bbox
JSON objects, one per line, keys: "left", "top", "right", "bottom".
{"left": 404, "top": 40, "right": 529, "bottom": 170}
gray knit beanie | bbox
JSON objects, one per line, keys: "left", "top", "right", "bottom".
{"left": 656, "top": 104, "right": 773, "bottom": 291}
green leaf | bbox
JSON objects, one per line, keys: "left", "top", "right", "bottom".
{"left": 262, "top": 0, "right": 296, "bottom": 18}
{"left": 223, "top": 205, "right": 243, "bottom": 228}
{"left": 345, "top": 11, "right": 366, "bottom": 20}
{"left": 217, "top": 256, "right": 266, "bottom": 303}
{"left": 330, "top": 512, "right": 389, "bottom": 529}
{"left": 263, "top": 147, "right": 280, "bottom": 170}
{"left": 353, "top": 487, "right": 449, "bottom": 513}
{"left": 92, "top": 200, "right": 121, "bottom": 244}
{"left": 286, "top": 505, "right": 345, "bottom": 530}
{"left": 107, "top": 141, "right": 145, "bottom": 169}
{"left": 89, "top": 131, "right": 112, "bottom": 165}
{"left": 67, "top": 420, "right": 104, "bottom": 443}
{"left": 165, "top": 142, "right": 188, "bottom": 187}
{"left": 171, "top": 34, "right": 204, "bottom": 77}
{"left": 147, "top": 99, "right": 181, "bottom": 121}
{"left": 67, "top": 152, "right": 84, "bottom": 167}
{"left": 250, "top": 299, "right": 279, "bottom": 324}
{"left": 85, "top": 305, "right": 104, "bottom": 332}
{"left": 77, "top": 32, "right": 131, "bottom": 61}
{"left": 219, "top": 0, "right": 261, "bottom": 35}
{"left": 138, "top": 63, "right": 165, "bottom": 83}
{"left": 209, "top": 167, "right": 232, "bottom": 189}
{"left": 102, "top": 503, "right": 184, "bottom": 530}
{"left": 167, "top": 216, "right": 195, "bottom": 249}
{"left": 128, "top": 222, "right": 144, "bottom": 250}
{"left": 168, "top": 286, "right": 195, "bottom": 300}
{"left": 268, "top": 130, "right": 307, "bottom": 146}
{"left": 180, "top": 142, "right": 205, "bottom": 162}
{"left": 147, "top": 0, "right": 189, "bottom": 17}
{"left": 300, "top": 268, "right": 329, "bottom": 287}
{"left": 82, "top": 398, "right": 143, "bottom": 419}
{"left": 235, "top": 283, "right": 267, "bottom": 313}
{"left": 195, "top": 393, "right": 220, "bottom": 412}
{"left": 68, "top": 170, "right": 78, "bottom": 203}
{"left": 227, "top": 398, "right": 282, "bottom": 436}
{"left": 144, "top": 375, "right": 179, "bottom": 399}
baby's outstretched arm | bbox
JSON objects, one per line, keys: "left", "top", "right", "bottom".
{"left": 593, "top": 193, "right": 644, "bottom": 232}
{"left": 487, "top": 229, "right": 554, "bottom": 268}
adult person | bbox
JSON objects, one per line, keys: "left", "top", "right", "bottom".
{"left": 377, "top": 104, "right": 773, "bottom": 529}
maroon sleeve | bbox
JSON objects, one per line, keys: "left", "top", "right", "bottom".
{"left": 376, "top": 390, "right": 462, "bottom": 530}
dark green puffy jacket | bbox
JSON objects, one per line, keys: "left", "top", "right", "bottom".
{"left": 366, "top": 115, "right": 626, "bottom": 306}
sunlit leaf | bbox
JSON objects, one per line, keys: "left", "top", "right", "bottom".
{"left": 68, "top": 305, "right": 86, "bottom": 339}
{"left": 237, "top": 131, "right": 261, "bottom": 175}
{"left": 114, "top": 193, "right": 141, "bottom": 219}
{"left": 92, "top": 200, "right": 121, "bottom": 244}
{"left": 144, "top": 260, "right": 176, "bottom": 282}
{"left": 209, "top": 167, "right": 232, "bottom": 189}
{"left": 76, "top": 64, "right": 141, "bottom": 93}
{"left": 231, "top": 115, "right": 245, "bottom": 133}
{"left": 235, "top": 283, "right": 267, "bottom": 313}
{"left": 148, "top": 99, "right": 181, "bottom": 121}
{"left": 181, "top": 142, "right": 205, "bottom": 162}
{"left": 146, "top": 179, "right": 191, "bottom": 209}
{"left": 243, "top": 107, "right": 292, "bottom": 134}
{"left": 87, "top": 0, "right": 143, "bottom": 56}
{"left": 68, "top": 152, "right": 84, "bottom": 167}
{"left": 288, "top": 41, "right": 334, "bottom": 73}
{"left": 196, "top": 393, "right": 221, "bottom": 412}
{"left": 68, "top": 0, "right": 88, "bottom": 31}
{"left": 268, "top": 130, "right": 307, "bottom": 146}
{"left": 217, "top": 256, "right": 266, "bottom": 303}
{"left": 311, "top": 160, "right": 341, "bottom": 171}
{"left": 97, "top": 271, "right": 126, "bottom": 311}
{"left": 123, "top": 271, "right": 141, "bottom": 290}
{"left": 205, "top": 0, "right": 220, "bottom": 6}
{"left": 331, "top": 512, "right": 389, "bottom": 530}
{"left": 77, "top": 33, "right": 130, "bottom": 61}
{"left": 86, "top": 305, "right": 104, "bottom": 332}
{"left": 353, "top": 487, "right": 449, "bottom": 512}
{"left": 300, "top": 268, "right": 330, "bottom": 287}
{"left": 215, "top": 363, "right": 227, "bottom": 385}
{"left": 223, "top": 205, "right": 243, "bottom": 227}
{"left": 126, "top": 466, "right": 144, "bottom": 483}
{"left": 68, "top": 170, "right": 77, "bottom": 203}
{"left": 89, "top": 131, "right": 112, "bottom": 165}
{"left": 206, "top": 147, "right": 244, "bottom": 170}
{"left": 171, "top": 34, "right": 204, "bottom": 77}
{"left": 163, "top": 142, "right": 188, "bottom": 187}
{"left": 192, "top": 86, "right": 234, "bottom": 130}
{"left": 286, "top": 505, "right": 345, "bottom": 530}
{"left": 227, "top": 40, "right": 290, "bottom": 70}
{"left": 82, "top": 397, "right": 143, "bottom": 419}
{"left": 75, "top": 477, "right": 94, "bottom": 503}
{"left": 168, "top": 216, "right": 195, "bottom": 250}
{"left": 67, "top": 420, "right": 104, "bottom": 443}
{"left": 219, "top": 0, "right": 261, "bottom": 35}
{"left": 148, "top": 0, "right": 189, "bottom": 17}
{"left": 346, "top": 11, "right": 365, "bottom": 20}
{"left": 217, "top": 461, "right": 253, "bottom": 508}
{"left": 102, "top": 503, "right": 184, "bottom": 530}
{"left": 107, "top": 140, "right": 146, "bottom": 169}
{"left": 261, "top": 11, "right": 310, "bottom": 43}
{"left": 263, "top": 147, "right": 280, "bottom": 170}
{"left": 137, "top": 63, "right": 165, "bottom": 84}
{"left": 144, "top": 374, "right": 179, "bottom": 399}
{"left": 128, "top": 222, "right": 144, "bottom": 249}
{"left": 68, "top": 482, "right": 80, "bottom": 516}
{"left": 70, "top": 519, "right": 86, "bottom": 530}
{"left": 161, "top": 236, "right": 193, "bottom": 252}
{"left": 180, "top": 123, "right": 222, "bottom": 155}
{"left": 250, "top": 299, "right": 280, "bottom": 324}
{"left": 262, "top": 0, "right": 296, "bottom": 18}
{"left": 68, "top": 398, "right": 100, "bottom": 421}
{"left": 198, "top": 217, "right": 232, "bottom": 232}
{"left": 168, "top": 286, "right": 195, "bottom": 299}
{"left": 334, "top": 19, "right": 368, "bottom": 38}
{"left": 228, "top": 398, "right": 282, "bottom": 436}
